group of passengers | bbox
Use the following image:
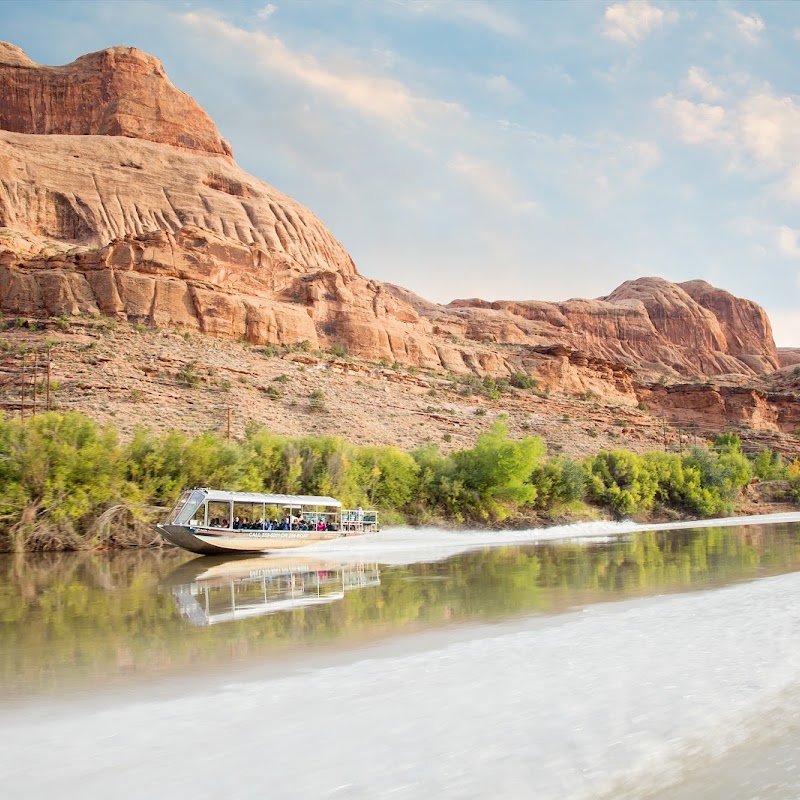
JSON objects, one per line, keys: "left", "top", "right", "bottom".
{"left": 209, "top": 515, "right": 332, "bottom": 531}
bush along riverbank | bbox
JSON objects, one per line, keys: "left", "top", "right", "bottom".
{"left": 0, "top": 411, "right": 799, "bottom": 551}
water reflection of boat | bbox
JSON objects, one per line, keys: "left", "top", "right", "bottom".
{"left": 164, "top": 556, "right": 381, "bottom": 626}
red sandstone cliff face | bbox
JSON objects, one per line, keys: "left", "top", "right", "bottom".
{"left": 447, "top": 276, "right": 778, "bottom": 377}
{"left": 0, "top": 41, "right": 789, "bottom": 410}
{"left": 678, "top": 280, "right": 778, "bottom": 373}
{"left": 637, "top": 383, "right": 800, "bottom": 436}
{"left": 0, "top": 42, "right": 231, "bottom": 157}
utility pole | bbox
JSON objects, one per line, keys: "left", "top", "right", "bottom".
{"left": 46, "top": 346, "right": 52, "bottom": 412}
{"left": 32, "top": 350, "right": 38, "bottom": 416}
{"left": 19, "top": 352, "right": 25, "bottom": 421}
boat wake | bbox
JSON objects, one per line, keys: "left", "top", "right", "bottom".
{"left": 283, "top": 511, "right": 800, "bottom": 565}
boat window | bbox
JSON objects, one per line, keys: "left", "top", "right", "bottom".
{"left": 207, "top": 501, "right": 232, "bottom": 528}
{"left": 232, "top": 502, "right": 260, "bottom": 529}
{"left": 265, "top": 505, "right": 280, "bottom": 526}
{"left": 175, "top": 490, "right": 206, "bottom": 525}
{"left": 165, "top": 490, "right": 193, "bottom": 525}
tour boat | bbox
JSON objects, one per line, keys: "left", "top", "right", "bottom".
{"left": 154, "top": 488, "right": 379, "bottom": 555}
{"left": 164, "top": 555, "right": 381, "bottom": 625}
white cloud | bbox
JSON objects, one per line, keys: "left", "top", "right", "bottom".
{"left": 658, "top": 80, "right": 800, "bottom": 199}
{"left": 621, "top": 140, "right": 661, "bottom": 180}
{"left": 776, "top": 225, "right": 800, "bottom": 258}
{"left": 685, "top": 66, "right": 723, "bottom": 102}
{"left": 602, "top": 1, "right": 677, "bottom": 44}
{"left": 541, "top": 65, "right": 575, "bottom": 87}
{"left": 398, "top": 0, "right": 522, "bottom": 38}
{"left": 737, "top": 92, "right": 800, "bottom": 169}
{"left": 656, "top": 95, "right": 728, "bottom": 145}
{"left": 255, "top": 4, "right": 277, "bottom": 20}
{"left": 729, "top": 9, "right": 764, "bottom": 42}
{"left": 179, "top": 11, "right": 464, "bottom": 135}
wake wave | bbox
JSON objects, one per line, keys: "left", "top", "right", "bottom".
{"left": 289, "top": 511, "right": 800, "bottom": 565}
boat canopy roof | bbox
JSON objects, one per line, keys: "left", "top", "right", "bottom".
{"left": 197, "top": 488, "right": 342, "bottom": 508}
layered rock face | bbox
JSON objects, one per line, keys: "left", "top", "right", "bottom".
{"left": 0, "top": 42, "right": 231, "bottom": 157}
{"left": 0, "top": 128, "right": 357, "bottom": 271}
{"left": 637, "top": 384, "right": 800, "bottom": 435}
{"left": 0, "top": 41, "right": 787, "bottom": 407}
{"left": 447, "top": 276, "right": 779, "bottom": 377}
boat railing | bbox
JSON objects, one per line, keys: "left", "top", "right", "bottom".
{"left": 340, "top": 509, "right": 379, "bottom": 533}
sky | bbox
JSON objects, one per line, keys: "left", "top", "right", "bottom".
{"left": 2, "top": 0, "right": 800, "bottom": 346}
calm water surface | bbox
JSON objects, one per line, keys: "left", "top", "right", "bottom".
{"left": 3, "top": 520, "right": 800, "bottom": 699}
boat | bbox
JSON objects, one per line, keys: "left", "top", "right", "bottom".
{"left": 163, "top": 555, "right": 381, "bottom": 625}
{"left": 153, "top": 487, "right": 379, "bottom": 555}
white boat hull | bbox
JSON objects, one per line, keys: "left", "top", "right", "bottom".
{"left": 154, "top": 524, "right": 349, "bottom": 555}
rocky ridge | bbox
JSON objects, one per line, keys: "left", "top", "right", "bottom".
{"left": 0, "top": 41, "right": 797, "bottom": 444}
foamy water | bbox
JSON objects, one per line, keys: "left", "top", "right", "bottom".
{"left": 5, "top": 546, "right": 800, "bottom": 799}
{"left": 293, "top": 511, "right": 800, "bottom": 565}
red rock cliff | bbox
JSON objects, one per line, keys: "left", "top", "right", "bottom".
{"left": 0, "top": 41, "right": 788, "bottom": 400}
{"left": 0, "top": 41, "right": 231, "bottom": 157}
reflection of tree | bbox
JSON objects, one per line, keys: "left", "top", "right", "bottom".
{"left": 2, "top": 523, "right": 800, "bottom": 696}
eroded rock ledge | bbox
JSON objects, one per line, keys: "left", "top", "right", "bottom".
{"left": 0, "top": 42, "right": 231, "bottom": 157}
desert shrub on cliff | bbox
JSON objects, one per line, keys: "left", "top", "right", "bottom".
{"left": 750, "top": 448, "right": 788, "bottom": 481}
{"left": 509, "top": 372, "right": 538, "bottom": 391}
{"left": 309, "top": 389, "right": 326, "bottom": 413}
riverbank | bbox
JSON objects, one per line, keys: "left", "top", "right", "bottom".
{"left": 1, "top": 410, "right": 797, "bottom": 552}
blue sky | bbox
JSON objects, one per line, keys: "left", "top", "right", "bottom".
{"left": 3, "top": 0, "right": 800, "bottom": 345}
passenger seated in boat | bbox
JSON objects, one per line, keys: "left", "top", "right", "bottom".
{"left": 316, "top": 520, "right": 326, "bottom": 531}
{"left": 233, "top": 516, "right": 241, "bottom": 530}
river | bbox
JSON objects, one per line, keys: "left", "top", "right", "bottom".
{"left": 3, "top": 513, "right": 800, "bottom": 798}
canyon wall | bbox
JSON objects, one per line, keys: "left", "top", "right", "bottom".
{"left": 0, "top": 42, "right": 791, "bottom": 416}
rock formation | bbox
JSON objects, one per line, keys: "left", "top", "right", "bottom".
{"left": 0, "top": 41, "right": 231, "bottom": 157}
{"left": 0, "top": 41, "right": 791, "bottom": 412}
{"left": 637, "top": 383, "right": 800, "bottom": 436}
{"left": 446, "top": 276, "right": 778, "bottom": 377}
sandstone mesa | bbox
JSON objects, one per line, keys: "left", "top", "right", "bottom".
{"left": 0, "top": 41, "right": 797, "bottom": 443}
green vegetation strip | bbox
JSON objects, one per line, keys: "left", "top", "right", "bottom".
{"left": 0, "top": 411, "right": 798, "bottom": 551}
